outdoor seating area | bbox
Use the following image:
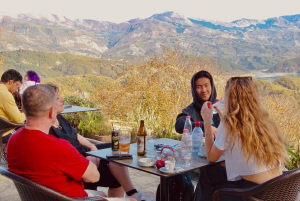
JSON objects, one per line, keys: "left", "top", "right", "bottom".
{"left": 1, "top": 69, "right": 300, "bottom": 201}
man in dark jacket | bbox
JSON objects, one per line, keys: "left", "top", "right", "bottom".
{"left": 175, "top": 70, "right": 220, "bottom": 136}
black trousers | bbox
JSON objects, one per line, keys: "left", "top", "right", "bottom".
{"left": 83, "top": 143, "right": 121, "bottom": 190}
{"left": 194, "top": 164, "right": 258, "bottom": 201}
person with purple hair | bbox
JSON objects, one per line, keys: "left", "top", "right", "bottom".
{"left": 19, "top": 70, "right": 41, "bottom": 95}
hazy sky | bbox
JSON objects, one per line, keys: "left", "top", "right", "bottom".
{"left": 1, "top": 0, "right": 300, "bottom": 23}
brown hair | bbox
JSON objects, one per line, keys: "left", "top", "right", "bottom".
{"left": 222, "top": 77, "right": 288, "bottom": 167}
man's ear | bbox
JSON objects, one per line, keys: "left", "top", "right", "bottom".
{"left": 8, "top": 80, "right": 14, "bottom": 85}
{"left": 49, "top": 106, "right": 56, "bottom": 119}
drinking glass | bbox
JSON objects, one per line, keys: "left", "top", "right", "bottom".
{"left": 146, "top": 136, "right": 156, "bottom": 158}
{"left": 119, "top": 128, "right": 131, "bottom": 154}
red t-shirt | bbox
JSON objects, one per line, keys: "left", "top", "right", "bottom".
{"left": 7, "top": 127, "right": 89, "bottom": 198}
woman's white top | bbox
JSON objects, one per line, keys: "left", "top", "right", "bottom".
{"left": 214, "top": 122, "right": 270, "bottom": 181}
{"left": 19, "top": 81, "right": 39, "bottom": 95}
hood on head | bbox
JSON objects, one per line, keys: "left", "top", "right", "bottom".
{"left": 191, "top": 70, "right": 217, "bottom": 111}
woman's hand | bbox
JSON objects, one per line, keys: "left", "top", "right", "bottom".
{"left": 201, "top": 101, "right": 213, "bottom": 122}
{"left": 214, "top": 104, "right": 224, "bottom": 119}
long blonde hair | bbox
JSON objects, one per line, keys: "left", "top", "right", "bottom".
{"left": 223, "top": 77, "right": 288, "bottom": 167}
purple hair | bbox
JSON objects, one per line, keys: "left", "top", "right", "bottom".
{"left": 26, "top": 70, "right": 41, "bottom": 83}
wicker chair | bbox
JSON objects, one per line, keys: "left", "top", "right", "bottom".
{"left": 0, "top": 117, "right": 24, "bottom": 163}
{"left": 212, "top": 167, "right": 300, "bottom": 201}
{"left": 0, "top": 167, "right": 107, "bottom": 201}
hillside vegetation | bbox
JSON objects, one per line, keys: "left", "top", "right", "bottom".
{"left": 0, "top": 47, "right": 299, "bottom": 150}
{"left": 2, "top": 50, "right": 131, "bottom": 78}
{"left": 43, "top": 74, "right": 116, "bottom": 98}
{"left": 268, "top": 57, "right": 300, "bottom": 73}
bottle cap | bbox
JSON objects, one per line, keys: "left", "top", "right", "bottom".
{"left": 183, "top": 129, "right": 189, "bottom": 133}
{"left": 207, "top": 102, "right": 212, "bottom": 108}
{"left": 195, "top": 120, "right": 200, "bottom": 126}
{"left": 186, "top": 116, "right": 191, "bottom": 119}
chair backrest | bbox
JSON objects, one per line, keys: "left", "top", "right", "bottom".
{"left": 0, "top": 116, "right": 24, "bottom": 135}
{"left": 0, "top": 117, "right": 24, "bottom": 162}
{"left": 212, "top": 167, "right": 300, "bottom": 201}
{"left": 0, "top": 167, "right": 106, "bottom": 201}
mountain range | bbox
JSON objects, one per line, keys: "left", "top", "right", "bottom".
{"left": 1, "top": 11, "right": 300, "bottom": 72}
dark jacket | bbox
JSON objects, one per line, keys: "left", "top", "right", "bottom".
{"left": 49, "top": 114, "right": 90, "bottom": 156}
{"left": 175, "top": 71, "right": 220, "bottom": 133}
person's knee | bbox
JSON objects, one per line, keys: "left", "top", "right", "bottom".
{"left": 108, "top": 162, "right": 126, "bottom": 171}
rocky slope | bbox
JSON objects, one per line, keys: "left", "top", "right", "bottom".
{"left": 1, "top": 12, "right": 300, "bottom": 71}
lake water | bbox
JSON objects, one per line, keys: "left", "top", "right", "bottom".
{"left": 252, "top": 72, "right": 300, "bottom": 82}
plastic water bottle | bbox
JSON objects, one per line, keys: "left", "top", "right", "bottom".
{"left": 183, "top": 115, "right": 192, "bottom": 136}
{"left": 181, "top": 129, "right": 192, "bottom": 168}
{"left": 192, "top": 120, "right": 203, "bottom": 153}
{"left": 181, "top": 129, "right": 190, "bottom": 147}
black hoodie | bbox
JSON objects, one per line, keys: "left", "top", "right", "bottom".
{"left": 175, "top": 70, "right": 220, "bottom": 133}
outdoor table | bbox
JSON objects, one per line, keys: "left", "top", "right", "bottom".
{"left": 87, "top": 138, "right": 224, "bottom": 201}
{"left": 61, "top": 105, "right": 99, "bottom": 114}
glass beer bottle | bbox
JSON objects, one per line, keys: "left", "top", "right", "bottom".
{"left": 111, "top": 127, "right": 119, "bottom": 153}
{"left": 137, "top": 120, "right": 147, "bottom": 156}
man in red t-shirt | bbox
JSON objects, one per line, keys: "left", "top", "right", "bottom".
{"left": 7, "top": 84, "right": 101, "bottom": 198}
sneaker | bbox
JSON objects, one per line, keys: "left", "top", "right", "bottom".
{"left": 125, "top": 192, "right": 146, "bottom": 201}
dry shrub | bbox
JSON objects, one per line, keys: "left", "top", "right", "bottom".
{"left": 91, "top": 45, "right": 231, "bottom": 133}
{"left": 262, "top": 94, "right": 300, "bottom": 149}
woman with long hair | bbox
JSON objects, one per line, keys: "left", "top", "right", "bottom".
{"left": 198, "top": 76, "right": 288, "bottom": 201}
{"left": 19, "top": 70, "right": 41, "bottom": 95}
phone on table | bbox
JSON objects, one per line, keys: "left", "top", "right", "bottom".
{"left": 106, "top": 153, "right": 133, "bottom": 160}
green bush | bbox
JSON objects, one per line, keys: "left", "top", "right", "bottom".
{"left": 63, "top": 96, "right": 111, "bottom": 136}
{"left": 286, "top": 148, "right": 300, "bottom": 170}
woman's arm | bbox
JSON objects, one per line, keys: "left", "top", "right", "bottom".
{"left": 77, "top": 134, "right": 100, "bottom": 166}
{"left": 201, "top": 102, "right": 224, "bottom": 162}
{"left": 77, "top": 133, "right": 98, "bottom": 151}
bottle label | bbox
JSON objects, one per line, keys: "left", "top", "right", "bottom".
{"left": 112, "top": 130, "right": 119, "bottom": 151}
{"left": 137, "top": 136, "right": 145, "bottom": 152}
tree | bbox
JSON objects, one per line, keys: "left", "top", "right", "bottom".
{"left": 91, "top": 46, "right": 230, "bottom": 135}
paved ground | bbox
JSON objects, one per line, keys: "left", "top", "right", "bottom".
{"left": 0, "top": 159, "right": 198, "bottom": 201}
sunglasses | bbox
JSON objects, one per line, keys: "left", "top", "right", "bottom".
{"left": 229, "top": 76, "right": 252, "bottom": 81}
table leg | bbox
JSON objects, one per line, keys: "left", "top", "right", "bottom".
{"left": 160, "top": 177, "right": 169, "bottom": 201}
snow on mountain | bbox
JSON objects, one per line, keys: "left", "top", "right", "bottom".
{"left": 231, "top": 18, "right": 262, "bottom": 27}
{"left": 150, "top": 11, "right": 194, "bottom": 26}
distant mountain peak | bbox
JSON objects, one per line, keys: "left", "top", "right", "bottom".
{"left": 150, "top": 11, "right": 193, "bottom": 26}
{"left": 231, "top": 18, "right": 262, "bottom": 27}
{"left": 151, "top": 11, "right": 186, "bottom": 19}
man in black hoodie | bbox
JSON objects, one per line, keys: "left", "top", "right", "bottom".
{"left": 175, "top": 70, "right": 220, "bottom": 135}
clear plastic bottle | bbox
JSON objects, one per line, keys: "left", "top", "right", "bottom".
{"left": 181, "top": 129, "right": 192, "bottom": 168}
{"left": 181, "top": 129, "right": 191, "bottom": 147}
{"left": 191, "top": 120, "right": 203, "bottom": 153}
{"left": 183, "top": 115, "right": 192, "bottom": 136}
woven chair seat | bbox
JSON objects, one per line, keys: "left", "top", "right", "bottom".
{"left": 212, "top": 167, "right": 300, "bottom": 201}
{"left": 0, "top": 167, "right": 107, "bottom": 201}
